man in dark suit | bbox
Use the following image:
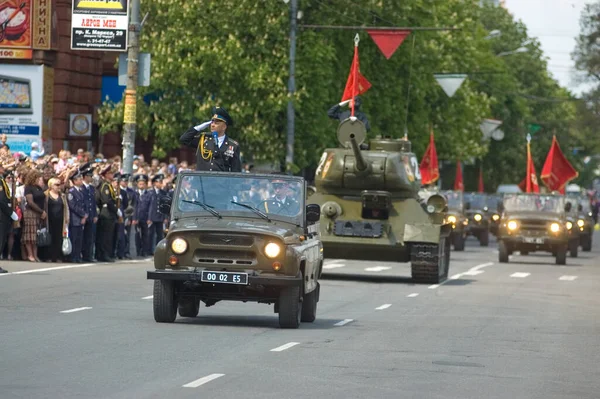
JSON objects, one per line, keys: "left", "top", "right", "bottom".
{"left": 327, "top": 96, "right": 371, "bottom": 132}
{"left": 147, "top": 174, "right": 168, "bottom": 255}
{"left": 179, "top": 106, "right": 242, "bottom": 172}
{"left": 132, "top": 174, "right": 151, "bottom": 257}
{"left": 81, "top": 166, "right": 97, "bottom": 262}
{"left": 67, "top": 171, "right": 88, "bottom": 263}
{"left": 0, "top": 169, "right": 18, "bottom": 272}
{"left": 95, "top": 166, "right": 119, "bottom": 262}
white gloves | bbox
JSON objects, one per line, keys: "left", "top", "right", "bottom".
{"left": 117, "top": 209, "right": 123, "bottom": 218}
{"left": 10, "top": 211, "right": 18, "bottom": 221}
{"left": 350, "top": 116, "right": 357, "bottom": 122}
{"left": 339, "top": 99, "right": 351, "bottom": 107}
{"left": 193, "top": 120, "right": 212, "bottom": 131}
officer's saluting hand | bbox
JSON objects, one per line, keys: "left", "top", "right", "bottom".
{"left": 179, "top": 106, "right": 241, "bottom": 172}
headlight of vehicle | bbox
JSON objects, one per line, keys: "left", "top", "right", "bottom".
{"left": 474, "top": 213, "right": 482, "bottom": 222}
{"left": 492, "top": 214, "right": 500, "bottom": 221}
{"left": 507, "top": 220, "right": 518, "bottom": 231}
{"left": 264, "top": 242, "right": 281, "bottom": 258}
{"left": 447, "top": 215, "right": 457, "bottom": 224}
{"left": 577, "top": 219, "right": 585, "bottom": 227}
{"left": 566, "top": 221, "right": 573, "bottom": 230}
{"left": 550, "top": 222, "right": 560, "bottom": 233}
{"left": 171, "top": 238, "right": 188, "bottom": 254}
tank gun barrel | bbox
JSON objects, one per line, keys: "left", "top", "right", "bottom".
{"left": 349, "top": 134, "right": 370, "bottom": 173}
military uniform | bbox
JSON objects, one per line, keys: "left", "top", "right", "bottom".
{"left": 95, "top": 166, "right": 119, "bottom": 262}
{"left": 67, "top": 172, "right": 87, "bottom": 263}
{"left": 0, "top": 174, "right": 16, "bottom": 271}
{"left": 122, "top": 174, "right": 135, "bottom": 259}
{"left": 112, "top": 172, "right": 129, "bottom": 260}
{"left": 179, "top": 106, "right": 242, "bottom": 172}
{"left": 148, "top": 175, "right": 167, "bottom": 255}
{"left": 81, "top": 167, "right": 97, "bottom": 262}
{"left": 133, "top": 175, "right": 151, "bottom": 257}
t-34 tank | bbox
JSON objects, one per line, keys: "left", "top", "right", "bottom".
{"left": 308, "top": 118, "right": 451, "bottom": 283}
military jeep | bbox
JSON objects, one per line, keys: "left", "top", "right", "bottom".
{"left": 566, "top": 195, "right": 594, "bottom": 252}
{"left": 147, "top": 172, "right": 323, "bottom": 329}
{"left": 442, "top": 190, "right": 468, "bottom": 251}
{"left": 464, "top": 193, "right": 490, "bottom": 246}
{"left": 497, "top": 193, "right": 569, "bottom": 264}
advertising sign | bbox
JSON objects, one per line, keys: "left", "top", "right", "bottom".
{"left": 69, "top": 113, "right": 92, "bottom": 137}
{"left": 33, "top": 0, "right": 56, "bottom": 50}
{"left": 0, "top": 65, "right": 45, "bottom": 154}
{"left": 0, "top": 0, "right": 33, "bottom": 59}
{"left": 71, "top": 0, "right": 129, "bottom": 51}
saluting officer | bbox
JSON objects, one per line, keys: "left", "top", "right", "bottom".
{"left": 132, "top": 174, "right": 151, "bottom": 257}
{"left": 0, "top": 169, "right": 18, "bottom": 272}
{"left": 112, "top": 172, "right": 129, "bottom": 260}
{"left": 147, "top": 174, "right": 168, "bottom": 255}
{"left": 96, "top": 166, "right": 120, "bottom": 262}
{"left": 67, "top": 171, "right": 87, "bottom": 263}
{"left": 81, "top": 166, "right": 97, "bottom": 262}
{"left": 179, "top": 106, "right": 242, "bottom": 172}
{"left": 121, "top": 173, "right": 135, "bottom": 259}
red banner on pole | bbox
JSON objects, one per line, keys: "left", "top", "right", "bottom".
{"left": 367, "top": 30, "right": 411, "bottom": 59}
{"left": 341, "top": 42, "right": 371, "bottom": 105}
{"left": 454, "top": 160, "right": 464, "bottom": 191}
{"left": 519, "top": 141, "right": 540, "bottom": 193}
{"left": 419, "top": 131, "right": 439, "bottom": 185}
{"left": 541, "top": 135, "right": 578, "bottom": 193}
{"left": 478, "top": 167, "right": 484, "bottom": 193}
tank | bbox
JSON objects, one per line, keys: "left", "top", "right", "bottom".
{"left": 308, "top": 118, "right": 452, "bottom": 283}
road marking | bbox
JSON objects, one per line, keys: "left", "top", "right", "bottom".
{"left": 450, "top": 274, "right": 462, "bottom": 280}
{"left": 323, "top": 264, "right": 346, "bottom": 269}
{"left": 334, "top": 319, "right": 354, "bottom": 326}
{"left": 0, "top": 263, "right": 96, "bottom": 277}
{"left": 183, "top": 373, "right": 225, "bottom": 388}
{"left": 407, "top": 293, "right": 419, "bottom": 298}
{"left": 510, "top": 272, "right": 530, "bottom": 278}
{"left": 60, "top": 307, "right": 92, "bottom": 314}
{"left": 270, "top": 342, "right": 300, "bottom": 352}
{"left": 559, "top": 275, "right": 578, "bottom": 281}
{"left": 376, "top": 304, "right": 392, "bottom": 310}
{"left": 429, "top": 262, "right": 494, "bottom": 289}
{"left": 142, "top": 295, "right": 153, "bottom": 300}
{"left": 463, "top": 270, "right": 485, "bottom": 276}
{"left": 428, "top": 284, "right": 440, "bottom": 289}
{"left": 364, "top": 266, "right": 391, "bottom": 272}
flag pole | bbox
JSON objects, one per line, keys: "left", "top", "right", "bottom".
{"left": 526, "top": 133, "right": 532, "bottom": 193}
{"left": 351, "top": 34, "right": 359, "bottom": 117}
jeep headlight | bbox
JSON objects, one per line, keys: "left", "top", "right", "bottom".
{"left": 492, "top": 214, "right": 500, "bottom": 221}
{"left": 265, "top": 242, "right": 281, "bottom": 258}
{"left": 171, "top": 238, "right": 188, "bottom": 254}
{"left": 577, "top": 219, "right": 585, "bottom": 228}
{"left": 474, "top": 214, "right": 482, "bottom": 222}
{"left": 566, "top": 221, "right": 573, "bottom": 230}
{"left": 507, "top": 220, "right": 518, "bottom": 231}
{"left": 550, "top": 223, "right": 560, "bottom": 233}
{"left": 447, "top": 215, "right": 457, "bottom": 224}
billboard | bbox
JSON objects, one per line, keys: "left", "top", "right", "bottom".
{"left": 71, "top": 0, "right": 129, "bottom": 51}
{"left": 0, "top": 65, "right": 48, "bottom": 154}
{"left": 0, "top": 0, "right": 33, "bottom": 59}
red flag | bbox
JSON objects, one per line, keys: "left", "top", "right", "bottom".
{"left": 541, "top": 135, "right": 578, "bottom": 193}
{"left": 341, "top": 42, "right": 372, "bottom": 111}
{"left": 478, "top": 167, "right": 484, "bottom": 193}
{"left": 367, "top": 30, "right": 411, "bottom": 59}
{"left": 454, "top": 160, "right": 464, "bottom": 191}
{"left": 520, "top": 141, "right": 540, "bottom": 193}
{"left": 419, "top": 131, "right": 439, "bottom": 185}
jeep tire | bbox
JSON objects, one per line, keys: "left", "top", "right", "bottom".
{"left": 569, "top": 240, "right": 578, "bottom": 258}
{"left": 479, "top": 230, "right": 489, "bottom": 247}
{"left": 582, "top": 234, "right": 592, "bottom": 252}
{"left": 453, "top": 234, "right": 465, "bottom": 251}
{"left": 178, "top": 298, "right": 200, "bottom": 318}
{"left": 556, "top": 245, "right": 567, "bottom": 265}
{"left": 153, "top": 280, "right": 178, "bottom": 323}
{"left": 498, "top": 241, "right": 509, "bottom": 263}
{"left": 278, "top": 286, "right": 302, "bottom": 329}
{"left": 301, "top": 283, "right": 318, "bottom": 323}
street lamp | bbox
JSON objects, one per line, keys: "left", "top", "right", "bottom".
{"left": 496, "top": 46, "right": 528, "bottom": 57}
{"left": 485, "top": 29, "right": 501, "bottom": 40}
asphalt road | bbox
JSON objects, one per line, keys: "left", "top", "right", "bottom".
{"left": 1, "top": 234, "right": 599, "bottom": 399}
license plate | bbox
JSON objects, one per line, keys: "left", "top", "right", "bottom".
{"left": 524, "top": 237, "right": 544, "bottom": 244}
{"left": 201, "top": 271, "right": 248, "bottom": 285}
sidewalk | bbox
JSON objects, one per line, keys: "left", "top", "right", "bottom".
{"left": 0, "top": 257, "right": 153, "bottom": 276}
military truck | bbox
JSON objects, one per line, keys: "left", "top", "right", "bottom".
{"left": 148, "top": 172, "right": 323, "bottom": 329}
{"left": 308, "top": 119, "right": 451, "bottom": 283}
{"left": 487, "top": 194, "right": 502, "bottom": 236}
{"left": 442, "top": 190, "right": 468, "bottom": 251}
{"left": 464, "top": 193, "right": 490, "bottom": 246}
{"left": 574, "top": 196, "right": 594, "bottom": 251}
{"left": 497, "top": 193, "right": 569, "bottom": 264}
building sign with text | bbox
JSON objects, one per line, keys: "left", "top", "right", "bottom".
{"left": 0, "top": 0, "right": 33, "bottom": 59}
{"left": 71, "top": 0, "right": 129, "bottom": 51}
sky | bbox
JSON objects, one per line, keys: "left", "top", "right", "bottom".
{"left": 504, "top": 0, "right": 592, "bottom": 96}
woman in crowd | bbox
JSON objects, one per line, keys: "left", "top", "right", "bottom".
{"left": 23, "top": 170, "right": 46, "bottom": 262}
{"left": 45, "top": 177, "right": 68, "bottom": 263}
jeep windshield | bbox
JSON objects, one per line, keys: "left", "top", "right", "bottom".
{"left": 443, "top": 191, "right": 463, "bottom": 211}
{"left": 503, "top": 194, "right": 565, "bottom": 214}
{"left": 176, "top": 174, "right": 304, "bottom": 222}
{"left": 486, "top": 195, "right": 500, "bottom": 211}
{"left": 466, "top": 193, "right": 487, "bottom": 209}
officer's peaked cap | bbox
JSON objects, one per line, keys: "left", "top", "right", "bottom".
{"left": 152, "top": 174, "right": 164, "bottom": 183}
{"left": 134, "top": 174, "right": 149, "bottom": 183}
{"left": 211, "top": 106, "right": 234, "bottom": 127}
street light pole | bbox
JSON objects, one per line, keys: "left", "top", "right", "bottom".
{"left": 121, "top": 0, "right": 141, "bottom": 175}
{"left": 285, "top": 0, "right": 297, "bottom": 171}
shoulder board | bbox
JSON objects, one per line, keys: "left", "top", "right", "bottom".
{"left": 229, "top": 139, "right": 238, "bottom": 146}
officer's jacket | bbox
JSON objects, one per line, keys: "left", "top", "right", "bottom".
{"left": 82, "top": 183, "right": 97, "bottom": 220}
{"left": 68, "top": 187, "right": 87, "bottom": 227}
{"left": 0, "top": 177, "right": 13, "bottom": 223}
{"left": 98, "top": 181, "right": 118, "bottom": 220}
{"left": 133, "top": 190, "right": 151, "bottom": 223}
{"left": 179, "top": 128, "right": 242, "bottom": 172}
{"left": 148, "top": 188, "right": 167, "bottom": 223}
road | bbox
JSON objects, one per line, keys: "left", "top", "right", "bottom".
{"left": 1, "top": 234, "right": 599, "bottom": 399}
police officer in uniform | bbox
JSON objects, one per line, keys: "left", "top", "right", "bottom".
{"left": 96, "top": 166, "right": 120, "bottom": 262}
{"left": 0, "top": 169, "right": 18, "bottom": 272}
{"left": 67, "top": 171, "right": 87, "bottom": 263}
{"left": 179, "top": 107, "right": 242, "bottom": 172}
{"left": 132, "top": 174, "right": 151, "bottom": 257}
{"left": 147, "top": 174, "right": 167, "bottom": 255}
{"left": 112, "top": 172, "right": 129, "bottom": 260}
{"left": 81, "top": 165, "right": 97, "bottom": 262}
{"left": 121, "top": 173, "right": 135, "bottom": 259}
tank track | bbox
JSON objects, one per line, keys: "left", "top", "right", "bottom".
{"left": 410, "top": 239, "right": 449, "bottom": 284}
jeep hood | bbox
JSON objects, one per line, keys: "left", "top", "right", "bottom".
{"left": 504, "top": 211, "right": 563, "bottom": 222}
{"left": 169, "top": 217, "right": 298, "bottom": 239}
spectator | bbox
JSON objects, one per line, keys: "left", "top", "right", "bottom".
{"left": 45, "top": 177, "right": 68, "bottom": 263}
{"left": 30, "top": 142, "right": 45, "bottom": 161}
{"left": 23, "top": 170, "right": 46, "bottom": 262}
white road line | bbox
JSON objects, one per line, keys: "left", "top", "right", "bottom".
{"left": 60, "top": 307, "right": 92, "bottom": 314}
{"left": 429, "top": 262, "right": 494, "bottom": 289}
{"left": 375, "top": 304, "right": 392, "bottom": 310}
{"left": 334, "top": 319, "right": 354, "bottom": 326}
{"left": 323, "top": 264, "right": 346, "bottom": 269}
{"left": 449, "top": 274, "right": 462, "bottom": 280}
{"left": 559, "top": 275, "right": 578, "bottom": 281}
{"left": 183, "top": 373, "right": 225, "bottom": 388}
{"left": 463, "top": 270, "right": 485, "bottom": 276}
{"left": 364, "top": 266, "right": 391, "bottom": 272}
{"left": 142, "top": 295, "right": 153, "bottom": 300}
{"left": 270, "top": 342, "right": 300, "bottom": 352}
{"left": 510, "top": 272, "right": 530, "bottom": 278}
{"left": 428, "top": 284, "right": 440, "bottom": 289}
{"left": 407, "top": 293, "right": 419, "bottom": 298}
{"left": 324, "top": 259, "right": 343, "bottom": 265}
{"left": 0, "top": 263, "right": 96, "bottom": 276}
